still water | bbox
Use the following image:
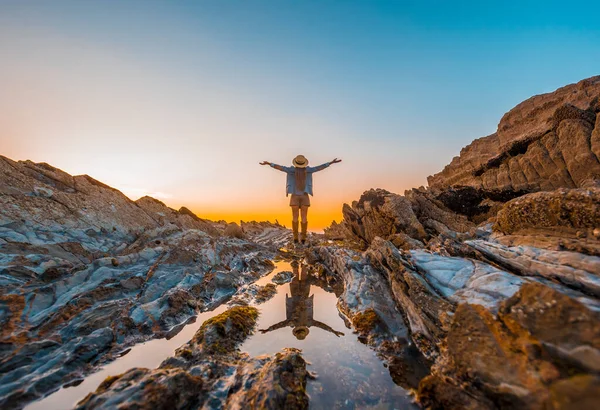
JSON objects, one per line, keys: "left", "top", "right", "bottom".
{"left": 243, "top": 261, "right": 415, "bottom": 409}
{"left": 26, "top": 260, "right": 415, "bottom": 409}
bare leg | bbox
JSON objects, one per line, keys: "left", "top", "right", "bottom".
{"left": 291, "top": 206, "right": 300, "bottom": 242}
{"left": 291, "top": 206, "right": 300, "bottom": 222}
{"left": 300, "top": 206, "right": 309, "bottom": 242}
{"left": 300, "top": 206, "right": 308, "bottom": 223}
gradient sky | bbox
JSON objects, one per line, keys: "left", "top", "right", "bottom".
{"left": 1, "top": 1, "right": 599, "bottom": 230}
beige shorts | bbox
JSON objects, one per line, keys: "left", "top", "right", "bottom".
{"left": 289, "top": 193, "right": 311, "bottom": 207}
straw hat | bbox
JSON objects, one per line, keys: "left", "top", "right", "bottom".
{"left": 293, "top": 326, "right": 310, "bottom": 340}
{"left": 292, "top": 155, "right": 309, "bottom": 168}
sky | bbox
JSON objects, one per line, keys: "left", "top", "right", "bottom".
{"left": 1, "top": 1, "right": 599, "bottom": 230}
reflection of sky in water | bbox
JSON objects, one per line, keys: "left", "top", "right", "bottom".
{"left": 25, "top": 304, "right": 229, "bottom": 410}
{"left": 243, "top": 263, "right": 415, "bottom": 410}
{"left": 25, "top": 261, "right": 414, "bottom": 410}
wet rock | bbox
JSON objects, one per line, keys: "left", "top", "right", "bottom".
{"left": 254, "top": 283, "right": 278, "bottom": 303}
{"left": 226, "top": 281, "right": 277, "bottom": 306}
{"left": 226, "top": 348, "right": 309, "bottom": 409}
{"left": 1, "top": 327, "right": 115, "bottom": 410}
{"left": 311, "top": 244, "right": 432, "bottom": 388}
{"left": 0, "top": 157, "right": 286, "bottom": 407}
{"left": 311, "top": 245, "right": 410, "bottom": 343}
{"left": 186, "top": 306, "right": 259, "bottom": 356}
{"left": 365, "top": 239, "right": 453, "bottom": 356}
{"left": 271, "top": 270, "right": 294, "bottom": 285}
{"left": 408, "top": 249, "right": 526, "bottom": 310}
{"left": 466, "top": 239, "right": 600, "bottom": 298}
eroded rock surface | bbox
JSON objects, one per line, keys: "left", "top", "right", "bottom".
{"left": 309, "top": 244, "right": 432, "bottom": 390}
{"left": 340, "top": 188, "right": 478, "bottom": 247}
{"left": 494, "top": 187, "right": 600, "bottom": 237}
{"left": 418, "top": 283, "right": 600, "bottom": 409}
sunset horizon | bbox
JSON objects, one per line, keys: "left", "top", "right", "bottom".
{"left": 3, "top": 1, "right": 599, "bottom": 231}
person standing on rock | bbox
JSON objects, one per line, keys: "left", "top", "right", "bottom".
{"left": 260, "top": 155, "right": 341, "bottom": 244}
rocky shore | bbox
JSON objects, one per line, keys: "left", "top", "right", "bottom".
{"left": 318, "top": 76, "right": 600, "bottom": 409}
{"left": 0, "top": 156, "right": 290, "bottom": 409}
{"left": 1, "top": 76, "right": 600, "bottom": 409}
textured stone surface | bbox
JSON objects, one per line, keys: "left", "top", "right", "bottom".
{"left": 342, "top": 188, "right": 427, "bottom": 244}
{"left": 466, "top": 239, "right": 600, "bottom": 298}
{"left": 417, "top": 283, "right": 600, "bottom": 409}
{"left": 340, "top": 188, "right": 475, "bottom": 246}
{"left": 365, "top": 238, "right": 453, "bottom": 358}
{"left": 428, "top": 76, "right": 600, "bottom": 191}
{"left": 494, "top": 187, "right": 600, "bottom": 235}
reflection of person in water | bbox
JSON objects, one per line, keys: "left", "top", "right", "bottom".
{"left": 259, "top": 261, "right": 344, "bottom": 340}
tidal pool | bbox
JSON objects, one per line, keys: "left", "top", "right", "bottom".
{"left": 243, "top": 261, "right": 416, "bottom": 409}
{"left": 25, "top": 260, "right": 416, "bottom": 409}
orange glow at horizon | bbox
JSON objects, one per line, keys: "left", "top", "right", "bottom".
{"left": 151, "top": 190, "right": 353, "bottom": 232}
{"left": 0, "top": 10, "right": 454, "bottom": 229}
{"left": 190, "top": 208, "right": 344, "bottom": 232}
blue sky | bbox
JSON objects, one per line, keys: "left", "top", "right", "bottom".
{"left": 1, "top": 0, "right": 599, "bottom": 227}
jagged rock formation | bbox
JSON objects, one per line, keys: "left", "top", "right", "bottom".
{"left": 316, "top": 76, "right": 600, "bottom": 409}
{"left": 315, "top": 189, "right": 600, "bottom": 407}
{"left": 308, "top": 244, "right": 432, "bottom": 390}
{"left": 428, "top": 76, "right": 600, "bottom": 191}
{"left": 340, "top": 188, "right": 475, "bottom": 246}
{"left": 0, "top": 156, "right": 291, "bottom": 409}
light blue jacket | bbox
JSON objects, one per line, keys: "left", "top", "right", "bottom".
{"left": 270, "top": 162, "right": 331, "bottom": 196}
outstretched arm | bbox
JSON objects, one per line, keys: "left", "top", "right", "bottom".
{"left": 259, "top": 319, "right": 292, "bottom": 334}
{"left": 312, "top": 320, "right": 345, "bottom": 337}
{"left": 308, "top": 158, "right": 342, "bottom": 173}
{"left": 259, "top": 161, "right": 293, "bottom": 173}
